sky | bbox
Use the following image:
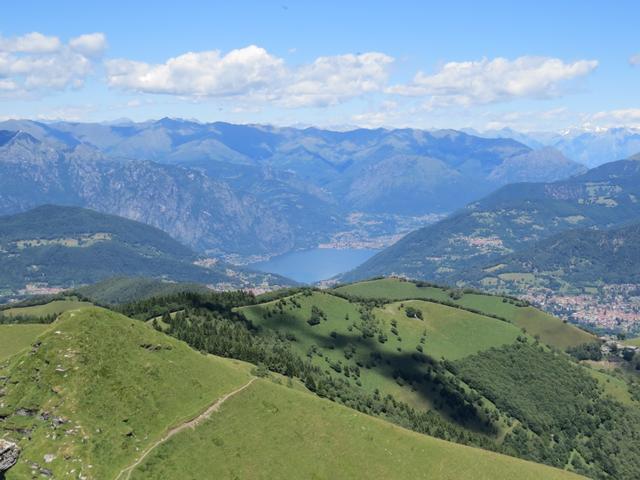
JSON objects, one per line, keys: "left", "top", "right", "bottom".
{"left": 1, "top": 0, "right": 639, "bottom": 131}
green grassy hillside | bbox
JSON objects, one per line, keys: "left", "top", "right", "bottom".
{"left": 113, "top": 283, "right": 640, "bottom": 478}
{"left": 239, "top": 290, "right": 523, "bottom": 413}
{"left": 130, "top": 378, "right": 582, "bottom": 480}
{"left": 0, "top": 307, "right": 584, "bottom": 480}
{"left": 0, "top": 308, "right": 253, "bottom": 479}
{"left": 334, "top": 278, "right": 595, "bottom": 349}
{"left": 1, "top": 299, "right": 93, "bottom": 318}
{"left": 0, "top": 324, "right": 50, "bottom": 360}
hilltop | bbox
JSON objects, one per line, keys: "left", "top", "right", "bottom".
{"left": 0, "top": 307, "right": 582, "bottom": 480}
{"left": 0, "top": 205, "right": 291, "bottom": 299}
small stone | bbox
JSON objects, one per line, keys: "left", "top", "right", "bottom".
{"left": 0, "top": 439, "right": 20, "bottom": 473}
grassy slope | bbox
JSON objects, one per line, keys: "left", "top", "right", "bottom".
{"left": 374, "top": 300, "right": 522, "bottom": 361}
{"left": 0, "top": 306, "right": 585, "bottom": 480}
{"left": 0, "top": 324, "right": 50, "bottom": 360}
{"left": 1, "top": 299, "right": 93, "bottom": 317}
{"left": 585, "top": 367, "right": 637, "bottom": 406}
{"left": 335, "top": 279, "right": 595, "bottom": 349}
{"left": 625, "top": 337, "right": 640, "bottom": 347}
{"left": 0, "top": 308, "right": 253, "bottom": 480}
{"left": 239, "top": 291, "right": 523, "bottom": 410}
{"left": 130, "top": 379, "right": 582, "bottom": 480}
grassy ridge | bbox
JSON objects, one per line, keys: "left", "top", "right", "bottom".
{"left": 0, "top": 306, "right": 586, "bottom": 480}
{"left": 130, "top": 379, "right": 583, "bottom": 480}
{"left": 238, "top": 289, "right": 524, "bottom": 428}
{"left": 334, "top": 278, "right": 595, "bottom": 349}
{"left": 0, "top": 308, "right": 253, "bottom": 479}
{"left": 1, "top": 299, "right": 93, "bottom": 318}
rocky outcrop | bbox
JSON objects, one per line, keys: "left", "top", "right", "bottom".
{"left": 0, "top": 439, "right": 19, "bottom": 473}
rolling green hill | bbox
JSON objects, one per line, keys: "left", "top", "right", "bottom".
{"left": 239, "top": 289, "right": 525, "bottom": 413}
{"left": 0, "top": 307, "right": 583, "bottom": 480}
{"left": 119, "top": 281, "right": 640, "bottom": 479}
{"left": 334, "top": 278, "right": 596, "bottom": 349}
{"left": 0, "top": 205, "right": 292, "bottom": 299}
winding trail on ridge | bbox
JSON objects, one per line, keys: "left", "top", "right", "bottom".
{"left": 116, "top": 377, "right": 257, "bottom": 480}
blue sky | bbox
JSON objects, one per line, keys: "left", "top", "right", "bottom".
{"left": 1, "top": 0, "right": 639, "bottom": 130}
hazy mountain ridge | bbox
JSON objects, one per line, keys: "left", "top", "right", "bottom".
{"left": 472, "top": 126, "right": 640, "bottom": 168}
{"left": 0, "top": 119, "right": 585, "bottom": 258}
{"left": 343, "top": 155, "right": 640, "bottom": 282}
{"left": 0, "top": 131, "right": 342, "bottom": 256}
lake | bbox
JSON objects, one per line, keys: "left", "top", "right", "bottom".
{"left": 250, "top": 248, "right": 380, "bottom": 284}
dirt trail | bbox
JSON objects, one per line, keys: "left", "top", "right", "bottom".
{"left": 115, "top": 377, "right": 257, "bottom": 480}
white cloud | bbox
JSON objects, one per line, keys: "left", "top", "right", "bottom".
{"left": 0, "top": 32, "right": 61, "bottom": 53}
{"left": 106, "top": 45, "right": 285, "bottom": 97}
{"left": 280, "top": 52, "right": 392, "bottom": 107}
{"left": 0, "top": 32, "right": 106, "bottom": 97}
{"left": 106, "top": 46, "right": 393, "bottom": 107}
{"left": 589, "top": 108, "right": 640, "bottom": 127}
{"left": 388, "top": 56, "right": 598, "bottom": 106}
{"left": 69, "top": 33, "right": 107, "bottom": 57}
{"left": 630, "top": 54, "right": 640, "bottom": 66}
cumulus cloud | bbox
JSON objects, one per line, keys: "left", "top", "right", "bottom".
{"left": 0, "top": 32, "right": 105, "bottom": 97}
{"left": 69, "top": 33, "right": 107, "bottom": 57}
{"left": 106, "top": 45, "right": 393, "bottom": 107}
{"left": 0, "top": 32, "right": 61, "bottom": 53}
{"left": 106, "top": 46, "right": 286, "bottom": 97}
{"left": 630, "top": 54, "right": 640, "bottom": 66}
{"left": 281, "top": 52, "right": 393, "bottom": 107}
{"left": 388, "top": 56, "right": 598, "bottom": 106}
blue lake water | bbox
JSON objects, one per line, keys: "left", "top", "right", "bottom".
{"left": 251, "top": 248, "right": 380, "bottom": 284}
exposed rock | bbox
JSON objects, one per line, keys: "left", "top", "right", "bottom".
{"left": 15, "top": 408, "right": 36, "bottom": 417}
{"left": 0, "top": 439, "right": 20, "bottom": 473}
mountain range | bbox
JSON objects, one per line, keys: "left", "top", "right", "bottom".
{"left": 342, "top": 154, "right": 640, "bottom": 331}
{"left": 470, "top": 126, "right": 640, "bottom": 168}
{"left": 0, "top": 119, "right": 585, "bottom": 258}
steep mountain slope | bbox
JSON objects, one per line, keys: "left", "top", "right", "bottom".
{"left": 343, "top": 156, "right": 640, "bottom": 283}
{"left": 0, "top": 307, "right": 582, "bottom": 480}
{"left": 0, "top": 130, "right": 343, "bottom": 256}
{"left": 0, "top": 120, "right": 584, "bottom": 259}
{"left": 0, "top": 205, "right": 291, "bottom": 297}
